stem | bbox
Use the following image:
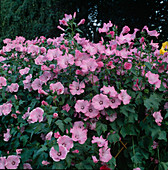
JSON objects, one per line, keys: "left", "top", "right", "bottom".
{"left": 132, "top": 136, "right": 136, "bottom": 168}
{"left": 157, "top": 147, "right": 160, "bottom": 162}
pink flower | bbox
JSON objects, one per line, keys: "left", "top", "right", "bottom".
{"left": 57, "top": 26, "right": 65, "bottom": 32}
{"left": 39, "top": 71, "right": 51, "bottom": 83}
{"left": 23, "top": 163, "right": 32, "bottom": 169}
{"left": 92, "top": 136, "right": 107, "bottom": 147}
{"left": 41, "top": 65, "right": 51, "bottom": 71}
{"left": 2, "top": 103, "right": 12, "bottom": 116}
{"left": 142, "top": 26, "right": 160, "bottom": 38}
{"left": 92, "top": 94, "right": 110, "bottom": 110}
{"left": 69, "top": 81, "right": 85, "bottom": 95}
{"left": 80, "top": 58, "right": 98, "bottom": 73}
{"left": 92, "top": 156, "right": 99, "bottom": 163}
{"left": 118, "top": 90, "right": 131, "bottom": 105}
{"left": 6, "top": 155, "right": 20, "bottom": 169}
{"left": 73, "top": 121, "right": 84, "bottom": 129}
{"left": 99, "top": 145, "right": 112, "bottom": 163}
{"left": 22, "top": 107, "right": 30, "bottom": 120}
{"left": 7, "top": 83, "right": 19, "bottom": 93}
{"left": 100, "top": 85, "right": 118, "bottom": 98}
{"left": 72, "top": 149, "right": 79, "bottom": 153}
{"left": 16, "top": 149, "right": 22, "bottom": 155}
{"left": 124, "top": 62, "right": 132, "bottom": 70}
{"left": 132, "top": 79, "right": 145, "bottom": 91}
{"left": 42, "top": 161, "right": 50, "bottom": 166}
{"left": 74, "top": 100, "right": 90, "bottom": 113}
{"left": 109, "top": 96, "right": 121, "bottom": 109}
{"left": 153, "top": 110, "right": 163, "bottom": 126}
{"left": 19, "top": 67, "right": 30, "bottom": 75}
{"left": 45, "top": 131, "right": 53, "bottom": 140}
{"left": 121, "top": 26, "right": 130, "bottom": 34}
{"left": 133, "top": 168, "right": 141, "bottom": 170}
{"left": 28, "top": 107, "right": 44, "bottom": 123}
{"left": 57, "top": 135, "right": 74, "bottom": 151}
{"left": 50, "top": 82, "right": 64, "bottom": 95}
{"left": 11, "top": 113, "right": 17, "bottom": 119}
{"left": 77, "top": 19, "right": 85, "bottom": 26}
{"left": 54, "top": 132, "right": 61, "bottom": 138}
{"left": 49, "top": 146, "right": 68, "bottom": 162}
{"left": 139, "top": 37, "right": 145, "bottom": 44}
{"left": 85, "top": 103, "right": 99, "bottom": 118}
{"left": 99, "top": 21, "right": 113, "bottom": 33}
{"left": 34, "top": 55, "right": 45, "bottom": 65}
{"left": 41, "top": 100, "right": 48, "bottom": 106}
{"left": 70, "top": 126, "right": 87, "bottom": 144}
{"left": 0, "top": 105, "right": 3, "bottom": 116}
{"left": 62, "top": 104, "right": 70, "bottom": 112}
{"left": 151, "top": 141, "right": 158, "bottom": 149}
{"left": 0, "top": 157, "right": 6, "bottom": 169}
{"left": 0, "top": 76, "right": 7, "bottom": 89}
{"left": 59, "top": 14, "right": 72, "bottom": 26}
{"left": 38, "top": 89, "right": 48, "bottom": 95}
{"left": 23, "top": 74, "right": 32, "bottom": 90}
{"left": 31, "top": 78, "right": 43, "bottom": 91}
{"left": 53, "top": 113, "right": 58, "bottom": 118}
{"left": 106, "top": 113, "right": 117, "bottom": 122}
{"left": 57, "top": 54, "right": 74, "bottom": 69}
{"left": 145, "top": 71, "right": 161, "bottom": 89}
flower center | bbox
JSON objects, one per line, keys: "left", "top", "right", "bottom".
{"left": 62, "top": 143, "right": 66, "bottom": 147}
{"left": 57, "top": 152, "right": 61, "bottom": 156}
{"left": 81, "top": 106, "right": 84, "bottom": 110}
{"left": 89, "top": 109, "right": 93, "bottom": 112}
{"left": 12, "top": 161, "right": 15, "bottom": 165}
{"left": 75, "top": 135, "right": 79, "bottom": 139}
{"left": 76, "top": 87, "right": 79, "bottom": 90}
{"left": 111, "top": 99, "right": 115, "bottom": 103}
{"left": 99, "top": 101, "right": 103, "bottom": 105}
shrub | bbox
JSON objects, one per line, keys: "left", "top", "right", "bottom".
{"left": 0, "top": 13, "right": 168, "bottom": 170}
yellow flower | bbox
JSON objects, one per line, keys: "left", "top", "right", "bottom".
{"left": 160, "top": 41, "right": 168, "bottom": 55}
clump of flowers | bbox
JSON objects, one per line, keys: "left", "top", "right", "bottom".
{"left": 0, "top": 12, "right": 167, "bottom": 170}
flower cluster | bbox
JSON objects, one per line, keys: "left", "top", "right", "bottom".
{"left": 0, "top": 13, "right": 167, "bottom": 170}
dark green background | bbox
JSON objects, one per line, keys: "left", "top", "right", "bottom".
{"left": 0, "top": 0, "right": 168, "bottom": 47}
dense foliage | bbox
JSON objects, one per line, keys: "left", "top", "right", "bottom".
{"left": 0, "top": 13, "right": 168, "bottom": 169}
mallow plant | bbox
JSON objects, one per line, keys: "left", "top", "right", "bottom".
{"left": 0, "top": 12, "right": 168, "bottom": 170}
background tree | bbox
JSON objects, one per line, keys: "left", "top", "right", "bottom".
{"left": 0, "top": 0, "right": 167, "bottom": 47}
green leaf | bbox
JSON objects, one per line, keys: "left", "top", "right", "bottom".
{"left": 46, "top": 115, "right": 53, "bottom": 126}
{"left": 150, "top": 126, "right": 161, "bottom": 139}
{"left": 21, "top": 148, "right": 33, "bottom": 162}
{"left": 20, "top": 135, "right": 29, "bottom": 146}
{"left": 131, "top": 152, "right": 142, "bottom": 164}
{"left": 144, "top": 62, "right": 152, "bottom": 70}
{"left": 55, "top": 120, "right": 64, "bottom": 132}
{"left": 107, "top": 157, "right": 116, "bottom": 169}
{"left": 63, "top": 117, "right": 72, "bottom": 124}
{"left": 165, "top": 110, "right": 168, "bottom": 119}
{"left": 53, "top": 144, "right": 59, "bottom": 152}
{"left": 107, "top": 133, "right": 120, "bottom": 143}
{"left": 159, "top": 83, "right": 167, "bottom": 91}
{"left": 96, "top": 122, "right": 107, "bottom": 136}
{"left": 158, "top": 131, "right": 167, "bottom": 141}
{"left": 75, "top": 162, "right": 85, "bottom": 169}
{"left": 46, "top": 95, "right": 53, "bottom": 105}
{"left": 120, "top": 105, "right": 135, "bottom": 117}
{"left": 120, "top": 124, "right": 138, "bottom": 137}
{"left": 52, "top": 162, "right": 65, "bottom": 169}
{"left": 159, "top": 162, "right": 168, "bottom": 170}
{"left": 33, "top": 145, "right": 47, "bottom": 159}
{"left": 144, "top": 93, "right": 163, "bottom": 111}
